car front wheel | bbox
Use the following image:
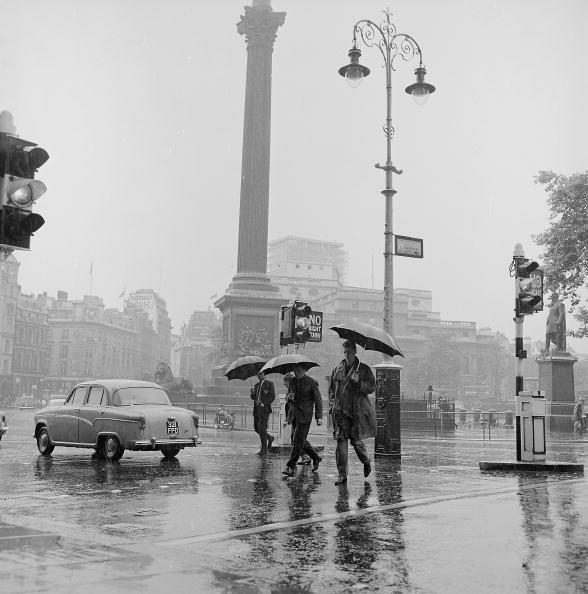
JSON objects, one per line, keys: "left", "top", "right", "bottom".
{"left": 161, "top": 446, "right": 180, "bottom": 459}
{"left": 100, "top": 435, "right": 124, "bottom": 461}
{"left": 37, "top": 427, "right": 55, "bottom": 456}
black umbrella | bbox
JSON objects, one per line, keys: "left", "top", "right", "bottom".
{"left": 260, "top": 353, "right": 320, "bottom": 376}
{"left": 225, "top": 356, "right": 267, "bottom": 381}
{"left": 330, "top": 320, "right": 404, "bottom": 358}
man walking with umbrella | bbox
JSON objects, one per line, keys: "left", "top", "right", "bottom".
{"left": 250, "top": 371, "right": 275, "bottom": 456}
{"left": 329, "top": 340, "right": 377, "bottom": 485}
{"left": 281, "top": 364, "right": 323, "bottom": 476}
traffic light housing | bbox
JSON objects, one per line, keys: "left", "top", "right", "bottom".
{"left": 292, "top": 302, "right": 312, "bottom": 343}
{"left": 516, "top": 259, "right": 543, "bottom": 316}
{"left": 280, "top": 301, "right": 312, "bottom": 346}
{"left": 0, "top": 126, "right": 49, "bottom": 252}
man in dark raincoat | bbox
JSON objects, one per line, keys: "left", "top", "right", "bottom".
{"left": 329, "top": 340, "right": 376, "bottom": 485}
{"left": 250, "top": 371, "right": 275, "bottom": 455}
{"left": 281, "top": 364, "right": 323, "bottom": 476}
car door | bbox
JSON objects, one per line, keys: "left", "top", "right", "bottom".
{"left": 59, "top": 386, "right": 88, "bottom": 443}
{"left": 78, "top": 386, "right": 105, "bottom": 444}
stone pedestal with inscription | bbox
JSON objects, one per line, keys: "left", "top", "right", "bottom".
{"left": 374, "top": 362, "right": 402, "bottom": 459}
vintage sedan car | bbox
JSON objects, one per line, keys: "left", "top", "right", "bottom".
{"left": 33, "top": 380, "right": 200, "bottom": 461}
{"left": 0, "top": 410, "right": 6, "bottom": 441}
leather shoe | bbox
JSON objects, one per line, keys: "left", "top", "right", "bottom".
{"left": 256, "top": 450, "right": 267, "bottom": 456}
{"left": 363, "top": 461, "right": 372, "bottom": 478}
{"left": 312, "top": 456, "right": 322, "bottom": 472}
{"left": 282, "top": 466, "right": 295, "bottom": 477}
{"left": 334, "top": 475, "right": 347, "bottom": 486}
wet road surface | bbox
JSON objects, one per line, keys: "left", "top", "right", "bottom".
{"left": 0, "top": 409, "right": 587, "bottom": 593}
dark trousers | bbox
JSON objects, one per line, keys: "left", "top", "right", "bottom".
{"left": 287, "top": 421, "right": 319, "bottom": 468}
{"left": 335, "top": 437, "right": 369, "bottom": 478}
{"left": 254, "top": 414, "right": 272, "bottom": 452}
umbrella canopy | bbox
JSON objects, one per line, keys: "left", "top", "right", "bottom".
{"left": 260, "top": 353, "right": 320, "bottom": 376}
{"left": 330, "top": 320, "right": 404, "bottom": 358}
{"left": 225, "top": 356, "right": 267, "bottom": 381}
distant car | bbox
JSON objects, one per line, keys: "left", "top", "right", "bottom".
{"left": 48, "top": 396, "right": 67, "bottom": 407}
{"left": 33, "top": 380, "right": 200, "bottom": 461}
{"left": 0, "top": 410, "right": 6, "bottom": 441}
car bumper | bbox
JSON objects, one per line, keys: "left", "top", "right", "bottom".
{"left": 131, "top": 436, "right": 201, "bottom": 450}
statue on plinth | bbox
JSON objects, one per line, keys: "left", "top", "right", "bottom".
{"left": 545, "top": 292, "right": 566, "bottom": 351}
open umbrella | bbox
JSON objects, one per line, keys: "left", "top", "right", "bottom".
{"left": 260, "top": 353, "right": 320, "bottom": 376}
{"left": 225, "top": 356, "right": 267, "bottom": 381}
{"left": 330, "top": 320, "right": 404, "bottom": 358}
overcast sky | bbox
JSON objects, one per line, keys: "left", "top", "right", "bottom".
{"left": 2, "top": 0, "right": 587, "bottom": 348}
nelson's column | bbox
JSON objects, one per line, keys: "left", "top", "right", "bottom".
{"left": 214, "top": 0, "right": 286, "bottom": 366}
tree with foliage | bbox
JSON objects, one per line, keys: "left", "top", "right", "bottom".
{"left": 533, "top": 170, "right": 588, "bottom": 309}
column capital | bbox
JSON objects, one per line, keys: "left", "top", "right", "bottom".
{"left": 237, "top": 6, "right": 285, "bottom": 47}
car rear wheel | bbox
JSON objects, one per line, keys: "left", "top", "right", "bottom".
{"left": 37, "top": 427, "right": 55, "bottom": 456}
{"left": 161, "top": 446, "right": 181, "bottom": 459}
{"left": 100, "top": 435, "right": 124, "bottom": 461}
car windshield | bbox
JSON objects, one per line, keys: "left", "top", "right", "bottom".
{"left": 113, "top": 387, "right": 171, "bottom": 406}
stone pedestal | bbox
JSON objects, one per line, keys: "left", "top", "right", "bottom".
{"left": 536, "top": 351, "right": 577, "bottom": 432}
{"left": 374, "top": 362, "right": 402, "bottom": 459}
{"left": 215, "top": 288, "right": 285, "bottom": 367}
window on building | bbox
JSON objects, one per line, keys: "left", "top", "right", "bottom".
{"left": 61, "top": 329, "right": 69, "bottom": 339}
{"left": 60, "top": 344, "right": 69, "bottom": 359}
{"left": 59, "top": 361, "right": 67, "bottom": 376}
{"left": 352, "top": 301, "right": 359, "bottom": 310}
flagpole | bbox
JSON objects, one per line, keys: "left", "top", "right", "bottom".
{"left": 89, "top": 261, "right": 93, "bottom": 295}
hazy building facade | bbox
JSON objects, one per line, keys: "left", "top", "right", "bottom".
{"left": 0, "top": 255, "right": 18, "bottom": 397}
{"left": 45, "top": 292, "right": 138, "bottom": 393}
{"left": 171, "top": 310, "right": 221, "bottom": 387}
{"left": 268, "top": 235, "right": 510, "bottom": 403}
{"left": 12, "top": 292, "right": 50, "bottom": 400}
{"left": 126, "top": 289, "right": 172, "bottom": 366}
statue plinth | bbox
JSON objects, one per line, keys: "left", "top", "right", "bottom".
{"left": 536, "top": 350, "right": 577, "bottom": 432}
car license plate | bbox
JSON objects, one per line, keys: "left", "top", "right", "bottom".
{"left": 166, "top": 420, "right": 179, "bottom": 434}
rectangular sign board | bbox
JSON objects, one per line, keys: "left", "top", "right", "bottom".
{"left": 307, "top": 311, "right": 323, "bottom": 342}
{"left": 395, "top": 235, "right": 423, "bottom": 258}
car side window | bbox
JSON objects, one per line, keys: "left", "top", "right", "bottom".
{"left": 71, "top": 387, "right": 88, "bottom": 405}
{"left": 87, "top": 387, "right": 104, "bottom": 406}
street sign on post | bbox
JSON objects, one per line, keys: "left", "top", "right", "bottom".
{"left": 395, "top": 235, "right": 423, "bottom": 258}
{"left": 306, "top": 311, "right": 323, "bottom": 342}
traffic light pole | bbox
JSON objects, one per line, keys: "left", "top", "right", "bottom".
{"left": 513, "top": 253, "right": 525, "bottom": 461}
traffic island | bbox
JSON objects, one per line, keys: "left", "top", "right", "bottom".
{"left": 479, "top": 460, "right": 583, "bottom": 472}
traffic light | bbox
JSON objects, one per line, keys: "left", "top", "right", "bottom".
{"left": 0, "top": 113, "right": 49, "bottom": 251}
{"left": 280, "top": 301, "right": 313, "bottom": 346}
{"left": 280, "top": 305, "right": 293, "bottom": 347}
{"left": 516, "top": 259, "right": 543, "bottom": 316}
{"left": 292, "top": 301, "right": 312, "bottom": 343}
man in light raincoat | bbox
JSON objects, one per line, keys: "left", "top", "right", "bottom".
{"left": 329, "top": 341, "right": 377, "bottom": 486}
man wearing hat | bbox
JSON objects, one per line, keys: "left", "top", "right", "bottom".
{"left": 329, "top": 340, "right": 376, "bottom": 486}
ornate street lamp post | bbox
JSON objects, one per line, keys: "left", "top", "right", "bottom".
{"left": 339, "top": 8, "right": 435, "bottom": 336}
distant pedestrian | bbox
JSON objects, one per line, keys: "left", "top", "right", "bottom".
{"left": 281, "top": 364, "right": 323, "bottom": 477}
{"left": 572, "top": 398, "right": 584, "bottom": 436}
{"left": 250, "top": 371, "right": 275, "bottom": 455}
{"left": 329, "top": 340, "right": 377, "bottom": 486}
